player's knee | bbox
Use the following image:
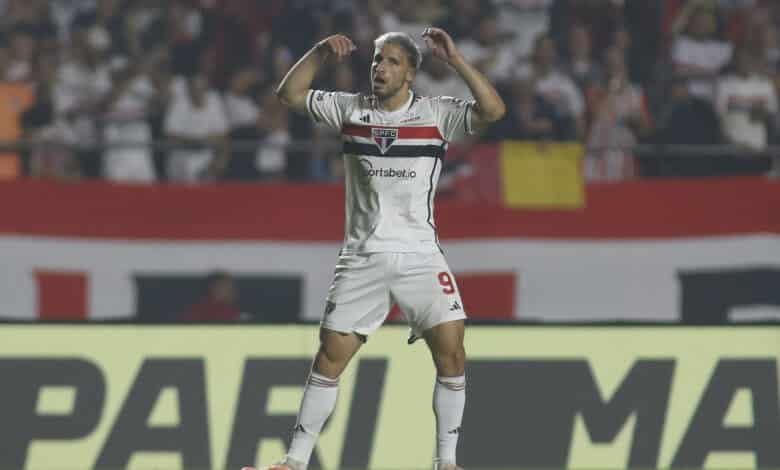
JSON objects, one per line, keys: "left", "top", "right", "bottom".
{"left": 435, "top": 345, "right": 466, "bottom": 376}
{"left": 318, "top": 341, "right": 348, "bottom": 365}
{"left": 452, "top": 346, "right": 466, "bottom": 369}
{"left": 313, "top": 346, "right": 345, "bottom": 379}
{"left": 314, "top": 333, "right": 360, "bottom": 378}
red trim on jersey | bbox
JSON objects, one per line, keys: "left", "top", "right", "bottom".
{"left": 342, "top": 124, "right": 444, "bottom": 141}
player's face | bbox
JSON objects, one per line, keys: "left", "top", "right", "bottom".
{"left": 371, "top": 44, "right": 414, "bottom": 100}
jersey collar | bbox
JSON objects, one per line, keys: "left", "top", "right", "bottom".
{"left": 374, "top": 90, "right": 414, "bottom": 116}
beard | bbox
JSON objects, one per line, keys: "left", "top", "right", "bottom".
{"left": 373, "top": 79, "right": 404, "bottom": 101}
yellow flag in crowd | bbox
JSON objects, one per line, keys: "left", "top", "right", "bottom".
{"left": 499, "top": 141, "right": 585, "bottom": 208}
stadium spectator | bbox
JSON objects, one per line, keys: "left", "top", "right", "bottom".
{"left": 270, "top": 44, "right": 294, "bottom": 87}
{"left": 623, "top": 0, "right": 663, "bottom": 86}
{"left": 22, "top": 100, "right": 80, "bottom": 181}
{"left": 181, "top": 271, "right": 243, "bottom": 322}
{"left": 740, "top": 6, "right": 780, "bottom": 73}
{"left": 30, "top": 43, "right": 58, "bottom": 92}
{"left": 415, "top": 52, "right": 473, "bottom": 100}
{"left": 454, "top": 8, "right": 516, "bottom": 83}
{"left": 120, "top": 1, "right": 168, "bottom": 58}
{"left": 23, "top": 49, "right": 80, "bottom": 181}
{"left": 715, "top": 46, "right": 777, "bottom": 150}
{"left": 71, "top": 0, "right": 128, "bottom": 57}
{"left": 143, "top": 54, "right": 175, "bottom": 181}
{"left": 164, "top": 72, "right": 229, "bottom": 182}
{"left": 254, "top": 88, "right": 290, "bottom": 180}
{"left": 224, "top": 67, "right": 290, "bottom": 181}
{"left": 486, "top": 78, "right": 573, "bottom": 141}
{"left": 381, "top": 0, "right": 444, "bottom": 39}
{"left": 494, "top": 0, "right": 553, "bottom": 61}
{"left": 101, "top": 53, "right": 167, "bottom": 184}
{"left": 716, "top": 0, "right": 760, "bottom": 44}
{"left": 2, "top": 0, "right": 57, "bottom": 42}
{"left": 585, "top": 45, "right": 652, "bottom": 181}
{"left": 437, "top": 0, "right": 480, "bottom": 41}
{"left": 209, "top": 0, "right": 284, "bottom": 82}
{"left": 224, "top": 66, "right": 261, "bottom": 180}
{"left": 51, "top": 24, "right": 114, "bottom": 177}
{"left": 2, "top": 0, "right": 41, "bottom": 22}
{"left": 563, "top": 23, "right": 603, "bottom": 92}
{"left": 46, "top": 0, "right": 92, "bottom": 40}
{"left": 656, "top": 76, "right": 723, "bottom": 146}
{"left": 270, "top": 1, "right": 325, "bottom": 58}
{"left": 611, "top": 24, "right": 632, "bottom": 55}
{"left": 671, "top": 2, "right": 733, "bottom": 100}
{"left": 550, "top": 0, "right": 623, "bottom": 60}
{"left": 517, "top": 33, "right": 586, "bottom": 139}
{"left": 644, "top": 76, "right": 724, "bottom": 177}
{"left": 4, "top": 23, "right": 38, "bottom": 81}
{"left": 167, "top": 0, "right": 207, "bottom": 46}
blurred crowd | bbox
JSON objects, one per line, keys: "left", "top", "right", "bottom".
{"left": 0, "top": 0, "right": 778, "bottom": 184}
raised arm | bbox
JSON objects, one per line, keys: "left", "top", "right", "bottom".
{"left": 275, "top": 35, "right": 356, "bottom": 113}
{"left": 423, "top": 27, "right": 506, "bottom": 130}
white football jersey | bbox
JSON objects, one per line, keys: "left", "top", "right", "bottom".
{"left": 307, "top": 89, "right": 476, "bottom": 254}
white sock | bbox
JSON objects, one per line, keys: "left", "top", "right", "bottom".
{"left": 286, "top": 371, "right": 339, "bottom": 466}
{"left": 433, "top": 375, "right": 466, "bottom": 464}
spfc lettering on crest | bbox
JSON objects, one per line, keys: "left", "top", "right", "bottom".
{"left": 371, "top": 127, "right": 397, "bottom": 154}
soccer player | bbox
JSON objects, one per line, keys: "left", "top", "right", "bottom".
{"left": 243, "top": 27, "right": 505, "bottom": 470}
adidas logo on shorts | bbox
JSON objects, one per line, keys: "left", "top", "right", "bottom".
{"left": 324, "top": 301, "right": 336, "bottom": 316}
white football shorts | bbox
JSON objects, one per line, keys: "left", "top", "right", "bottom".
{"left": 321, "top": 251, "right": 467, "bottom": 340}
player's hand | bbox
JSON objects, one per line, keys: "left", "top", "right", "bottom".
{"left": 316, "top": 35, "right": 357, "bottom": 62}
{"left": 422, "top": 27, "right": 462, "bottom": 64}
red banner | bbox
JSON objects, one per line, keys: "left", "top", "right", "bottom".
{"left": 0, "top": 177, "right": 777, "bottom": 240}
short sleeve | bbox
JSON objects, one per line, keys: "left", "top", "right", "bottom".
{"left": 567, "top": 80, "right": 585, "bottom": 117}
{"left": 207, "top": 93, "right": 229, "bottom": 135}
{"left": 306, "top": 89, "right": 356, "bottom": 130}
{"left": 431, "top": 95, "right": 477, "bottom": 142}
{"left": 766, "top": 81, "right": 778, "bottom": 113}
{"left": 671, "top": 37, "right": 685, "bottom": 65}
{"left": 164, "top": 99, "right": 186, "bottom": 135}
{"left": 714, "top": 78, "right": 730, "bottom": 116}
